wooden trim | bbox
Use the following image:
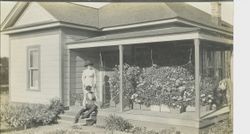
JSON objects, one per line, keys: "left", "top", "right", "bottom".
{"left": 67, "top": 50, "right": 71, "bottom": 106}
{"left": 1, "top": 2, "right": 28, "bottom": 31}
{"left": 26, "top": 45, "right": 41, "bottom": 92}
{"left": 194, "top": 39, "right": 200, "bottom": 120}
{"left": 67, "top": 32, "right": 199, "bottom": 49}
{"left": 177, "top": 18, "right": 233, "bottom": 36}
{"left": 59, "top": 30, "right": 63, "bottom": 101}
{"left": 119, "top": 45, "right": 124, "bottom": 112}
{"left": 102, "top": 18, "right": 232, "bottom": 37}
{"left": 2, "top": 22, "right": 62, "bottom": 34}
{"left": 199, "top": 33, "right": 233, "bottom": 45}
{"left": 2, "top": 22, "right": 98, "bottom": 35}
{"left": 102, "top": 18, "right": 178, "bottom": 31}
{"left": 8, "top": 37, "right": 12, "bottom": 102}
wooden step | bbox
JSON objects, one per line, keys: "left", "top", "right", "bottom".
{"left": 59, "top": 112, "right": 96, "bottom": 126}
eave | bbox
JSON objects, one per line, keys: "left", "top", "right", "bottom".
{"left": 1, "top": 21, "right": 100, "bottom": 34}
{"left": 67, "top": 28, "right": 232, "bottom": 50}
{"left": 101, "top": 18, "right": 233, "bottom": 37}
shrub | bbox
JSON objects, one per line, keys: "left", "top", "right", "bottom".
{"left": 104, "top": 114, "right": 133, "bottom": 132}
{"left": 0, "top": 98, "right": 64, "bottom": 128}
{"left": 48, "top": 98, "right": 64, "bottom": 116}
{"left": 131, "top": 127, "right": 179, "bottom": 134}
{"left": 136, "top": 65, "right": 195, "bottom": 108}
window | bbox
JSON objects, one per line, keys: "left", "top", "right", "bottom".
{"left": 27, "top": 46, "right": 40, "bottom": 90}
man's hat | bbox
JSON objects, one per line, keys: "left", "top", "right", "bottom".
{"left": 84, "top": 61, "right": 94, "bottom": 67}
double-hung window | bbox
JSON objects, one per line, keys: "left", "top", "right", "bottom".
{"left": 27, "top": 46, "right": 40, "bottom": 90}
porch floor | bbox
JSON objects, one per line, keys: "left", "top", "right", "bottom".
{"left": 62, "top": 106, "right": 229, "bottom": 132}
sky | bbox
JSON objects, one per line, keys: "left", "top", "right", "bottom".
{"left": 0, "top": 2, "right": 233, "bottom": 57}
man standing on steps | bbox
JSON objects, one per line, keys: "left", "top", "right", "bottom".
{"left": 74, "top": 86, "right": 98, "bottom": 125}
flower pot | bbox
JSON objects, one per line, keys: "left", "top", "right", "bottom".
{"left": 201, "top": 105, "right": 211, "bottom": 112}
{"left": 150, "top": 105, "right": 161, "bottom": 112}
{"left": 186, "top": 106, "right": 195, "bottom": 112}
{"left": 170, "top": 108, "right": 181, "bottom": 114}
{"left": 133, "top": 103, "right": 141, "bottom": 110}
{"left": 160, "top": 104, "right": 170, "bottom": 112}
{"left": 141, "top": 105, "right": 150, "bottom": 111}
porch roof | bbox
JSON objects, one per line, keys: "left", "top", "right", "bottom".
{"left": 67, "top": 26, "right": 233, "bottom": 49}
{"left": 68, "top": 27, "right": 200, "bottom": 44}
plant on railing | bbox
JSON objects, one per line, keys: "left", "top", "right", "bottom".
{"left": 109, "top": 63, "right": 197, "bottom": 111}
{"left": 135, "top": 65, "right": 195, "bottom": 109}
{"left": 200, "top": 77, "right": 217, "bottom": 106}
{"left": 109, "top": 64, "right": 141, "bottom": 107}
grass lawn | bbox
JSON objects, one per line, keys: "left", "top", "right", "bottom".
{"left": 1, "top": 122, "right": 107, "bottom": 134}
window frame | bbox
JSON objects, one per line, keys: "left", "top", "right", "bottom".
{"left": 27, "top": 45, "right": 40, "bottom": 91}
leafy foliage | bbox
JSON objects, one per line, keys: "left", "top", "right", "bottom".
{"left": 0, "top": 98, "right": 64, "bottom": 128}
{"left": 109, "top": 62, "right": 220, "bottom": 111}
{"left": 135, "top": 65, "right": 195, "bottom": 108}
{"left": 104, "top": 114, "right": 133, "bottom": 132}
{"left": 200, "top": 77, "right": 218, "bottom": 106}
{"left": 109, "top": 64, "right": 141, "bottom": 107}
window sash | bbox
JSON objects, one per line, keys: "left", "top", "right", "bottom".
{"left": 27, "top": 46, "right": 40, "bottom": 90}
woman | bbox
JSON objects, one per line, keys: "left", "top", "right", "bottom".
{"left": 82, "top": 62, "right": 96, "bottom": 93}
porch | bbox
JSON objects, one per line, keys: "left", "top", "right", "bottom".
{"left": 63, "top": 27, "right": 233, "bottom": 132}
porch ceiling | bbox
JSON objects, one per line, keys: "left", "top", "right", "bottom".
{"left": 67, "top": 27, "right": 232, "bottom": 49}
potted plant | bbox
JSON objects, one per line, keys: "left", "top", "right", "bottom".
{"left": 131, "top": 93, "right": 142, "bottom": 110}
{"left": 200, "top": 77, "right": 217, "bottom": 113}
{"left": 160, "top": 90, "right": 171, "bottom": 112}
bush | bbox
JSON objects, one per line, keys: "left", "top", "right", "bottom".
{"left": 136, "top": 65, "right": 195, "bottom": 108}
{"left": 104, "top": 114, "right": 133, "bottom": 132}
{"left": 0, "top": 98, "right": 64, "bottom": 128}
{"left": 48, "top": 98, "right": 65, "bottom": 116}
{"left": 131, "top": 127, "right": 179, "bottom": 134}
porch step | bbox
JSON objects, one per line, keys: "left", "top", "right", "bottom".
{"left": 59, "top": 107, "right": 97, "bottom": 125}
{"left": 60, "top": 114, "right": 94, "bottom": 124}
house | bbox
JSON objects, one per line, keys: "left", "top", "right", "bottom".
{"left": 1, "top": 2, "right": 233, "bottom": 133}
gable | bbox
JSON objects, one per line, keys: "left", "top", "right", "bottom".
{"left": 14, "top": 2, "right": 57, "bottom": 27}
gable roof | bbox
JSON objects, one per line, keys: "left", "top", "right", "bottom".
{"left": 99, "top": 3, "right": 232, "bottom": 32}
{"left": 39, "top": 2, "right": 99, "bottom": 28}
{"left": 1, "top": 2, "right": 232, "bottom": 33}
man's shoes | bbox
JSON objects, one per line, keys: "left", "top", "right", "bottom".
{"left": 81, "top": 114, "right": 90, "bottom": 119}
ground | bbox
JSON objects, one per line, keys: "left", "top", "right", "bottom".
{"left": 0, "top": 92, "right": 232, "bottom": 134}
{"left": 1, "top": 122, "right": 107, "bottom": 134}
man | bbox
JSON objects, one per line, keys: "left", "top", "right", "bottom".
{"left": 74, "top": 86, "right": 98, "bottom": 125}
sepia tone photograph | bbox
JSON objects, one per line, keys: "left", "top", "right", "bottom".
{"left": 0, "top": 1, "right": 234, "bottom": 134}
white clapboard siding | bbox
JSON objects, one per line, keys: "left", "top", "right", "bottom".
{"left": 10, "top": 30, "right": 61, "bottom": 104}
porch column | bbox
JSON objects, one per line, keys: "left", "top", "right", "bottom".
{"left": 194, "top": 39, "right": 201, "bottom": 120}
{"left": 119, "top": 45, "right": 124, "bottom": 112}
{"left": 67, "top": 49, "right": 71, "bottom": 106}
